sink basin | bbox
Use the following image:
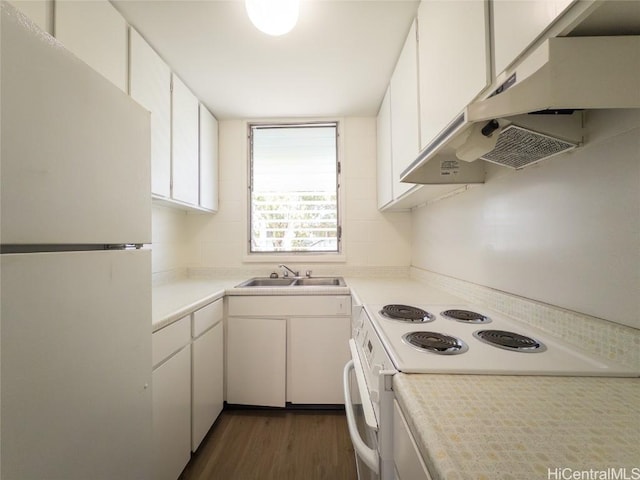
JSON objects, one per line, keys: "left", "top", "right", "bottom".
{"left": 235, "top": 276, "right": 346, "bottom": 287}
{"left": 294, "top": 277, "right": 346, "bottom": 287}
{"left": 236, "top": 278, "right": 296, "bottom": 287}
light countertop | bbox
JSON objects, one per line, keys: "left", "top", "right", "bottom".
{"left": 394, "top": 373, "right": 640, "bottom": 480}
{"left": 152, "top": 274, "right": 361, "bottom": 332}
{"left": 151, "top": 274, "right": 640, "bottom": 478}
{"left": 349, "top": 278, "right": 640, "bottom": 478}
{"left": 151, "top": 275, "right": 463, "bottom": 332}
{"left": 152, "top": 277, "right": 241, "bottom": 332}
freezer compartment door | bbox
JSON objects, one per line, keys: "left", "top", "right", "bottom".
{"left": 0, "top": 4, "right": 151, "bottom": 245}
{"left": 0, "top": 249, "right": 152, "bottom": 479}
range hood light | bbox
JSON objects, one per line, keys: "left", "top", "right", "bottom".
{"left": 245, "top": 0, "right": 299, "bottom": 36}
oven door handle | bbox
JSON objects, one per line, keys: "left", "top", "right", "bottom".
{"left": 343, "top": 360, "right": 380, "bottom": 475}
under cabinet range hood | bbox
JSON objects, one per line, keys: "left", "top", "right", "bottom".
{"left": 402, "top": 35, "right": 640, "bottom": 184}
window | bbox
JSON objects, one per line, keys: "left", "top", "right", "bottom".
{"left": 249, "top": 122, "right": 341, "bottom": 254}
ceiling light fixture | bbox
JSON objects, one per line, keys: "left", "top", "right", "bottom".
{"left": 245, "top": 0, "right": 300, "bottom": 36}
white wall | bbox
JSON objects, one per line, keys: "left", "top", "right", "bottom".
{"left": 184, "top": 117, "right": 412, "bottom": 270}
{"left": 411, "top": 109, "right": 640, "bottom": 329}
{"left": 151, "top": 205, "right": 188, "bottom": 277}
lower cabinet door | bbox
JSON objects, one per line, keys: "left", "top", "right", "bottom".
{"left": 288, "top": 316, "right": 350, "bottom": 404}
{"left": 152, "top": 346, "right": 191, "bottom": 480}
{"left": 227, "top": 317, "right": 286, "bottom": 407}
{"left": 393, "top": 399, "right": 432, "bottom": 480}
{"left": 192, "top": 322, "right": 224, "bottom": 451}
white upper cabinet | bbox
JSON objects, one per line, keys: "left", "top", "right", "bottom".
{"left": 130, "top": 28, "right": 172, "bottom": 199}
{"left": 1, "top": 10, "right": 150, "bottom": 245}
{"left": 7, "top": 0, "right": 53, "bottom": 33}
{"left": 54, "top": 0, "right": 128, "bottom": 92}
{"left": 199, "top": 105, "right": 219, "bottom": 212}
{"left": 389, "top": 20, "right": 420, "bottom": 200}
{"left": 492, "top": 0, "right": 575, "bottom": 76}
{"left": 376, "top": 87, "right": 393, "bottom": 209}
{"left": 417, "top": 0, "right": 490, "bottom": 150}
{"left": 171, "top": 74, "right": 200, "bottom": 206}
{"left": 131, "top": 32, "right": 217, "bottom": 211}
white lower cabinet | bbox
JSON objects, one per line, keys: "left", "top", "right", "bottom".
{"left": 152, "top": 298, "right": 224, "bottom": 480}
{"left": 152, "top": 345, "right": 191, "bottom": 480}
{"left": 226, "top": 295, "right": 351, "bottom": 407}
{"left": 393, "top": 400, "right": 431, "bottom": 480}
{"left": 288, "top": 316, "right": 350, "bottom": 404}
{"left": 192, "top": 321, "right": 224, "bottom": 450}
{"left": 227, "top": 316, "right": 287, "bottom": 407}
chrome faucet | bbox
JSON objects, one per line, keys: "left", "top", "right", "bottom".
{"left": 278, "top": 264, "right": 299, "bottom": 278}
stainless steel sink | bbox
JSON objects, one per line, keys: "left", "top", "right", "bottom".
{"left": 293, "top": 277, "right": 346, "bottom": 286}
{"left": 236, "top": 276, "right": 346, "bottom": 287}
{"left": 236, "top": 278, "right": 296, "bottom": 287}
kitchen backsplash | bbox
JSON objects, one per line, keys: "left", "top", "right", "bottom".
{"left": 411, "top": 267, "right": 640, "bottom": 370}
{"left": 410, "top": 109, "right": 639, "bottom": 331}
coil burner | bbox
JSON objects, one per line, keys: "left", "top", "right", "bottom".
{"left": 380, "top": 304, "right": 434, "bottom": 323}
{"left": 402, "top": 331, "right": 469, "bottom": 355}
{"left": 441, "top": 309, "right": 491, "bottom": 324}
{"left": 473, "top": 330, "right": 547, "bottom": 353}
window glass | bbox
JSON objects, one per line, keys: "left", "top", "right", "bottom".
{"left": 249, "top": 123, "right": 340, "bottom": 253}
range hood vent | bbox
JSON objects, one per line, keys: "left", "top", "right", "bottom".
{"left": 401, "top": 35, "right": 640, "bottom": 184}
{"left": 480, "top": 125, "right": 578, "bottom": 169}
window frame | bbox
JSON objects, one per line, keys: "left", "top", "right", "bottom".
{"left": 246, "top": 120, "right": 343, "bottom": 259}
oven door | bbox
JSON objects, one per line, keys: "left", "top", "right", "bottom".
{"left": 344, "top": 339, "right": 380, "bottom": 480}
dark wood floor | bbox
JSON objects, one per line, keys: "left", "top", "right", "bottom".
{"left": 179, "top": 408, "right": 358, "bottom": 480}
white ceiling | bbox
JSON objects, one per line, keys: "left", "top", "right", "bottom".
{"left": 112, "top": 0, "right": 420, "bottom": 120}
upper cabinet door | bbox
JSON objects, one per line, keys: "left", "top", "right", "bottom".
{"left": 199, "top": 105, "right": 219, "bottom": 212}
{"left": 417, "top": 0, "right": 490, "bottom": 150}
{"left": 130, "top": 29, "right": 172, "bottom": 199}
{"left": 171, "top": 74, "right": 200, "bottom": 206}
{"left": 376, "top": 87, "right": 393, "bottom": 209}
{"left": 7, "top": 0, "right": 53, "bottom": 33}
{"left": 1, "top": 8, "right": 150, "bottom": 245}
{"left": 492, "top": 0, "right": 575, "bottom": 76}
{"left": 390, "top": 20, "right": 419, "bottom": 200}
{"left": 54, "top": 0, "right": 128, "bottom": 92}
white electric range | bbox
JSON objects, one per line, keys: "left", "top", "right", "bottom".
{"left": 345, "top": 301, "right": 639, "bottom": 480}
{"left": 363, "top": 303, "right": 639, "bottom": 376}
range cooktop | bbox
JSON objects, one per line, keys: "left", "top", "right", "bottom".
{"left": 362, "top": 304, "right": 638, "bottom": 377}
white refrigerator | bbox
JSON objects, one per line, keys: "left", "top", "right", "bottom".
{"left": 1, "top": 3, "right": 152, "bottom": 479}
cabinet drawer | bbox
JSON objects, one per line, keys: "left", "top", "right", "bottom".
{"left": 227, "top": 295, "right": 351, "bottom": 317}
{"left": 193, "top": 298, "right": 223, "bottom": 338}
{"left": 152, "top": 315, "right": 190, "bottom": 367}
